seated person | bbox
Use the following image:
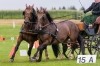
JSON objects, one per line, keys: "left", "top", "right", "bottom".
{"left": 82, "top": 0, "right": 100, "bottom": 25}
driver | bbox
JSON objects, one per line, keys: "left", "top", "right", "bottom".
{"left": 82, "top": 0, "right": 100, "bottom": 25}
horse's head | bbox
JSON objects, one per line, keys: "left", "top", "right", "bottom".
{"left": 21, "top": 4, "right": 38, "bottom": 32}
{"left": 35, "top": 8, "right": 50, "bottom": 30}
{"left": 23, "top": 4, "right": 37, "bottom": 24}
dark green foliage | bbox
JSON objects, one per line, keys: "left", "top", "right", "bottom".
{"left": 0, "top": 10, "right": 86, "bottom": 20}
{"left": 0, "top": 10, "right": 23, "bottom": 19}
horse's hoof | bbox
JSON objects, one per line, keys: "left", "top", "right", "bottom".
{"left": 29, "top": 58, "right": 32, "bottom": 62}
{"left": 30, "top": 58, "right": 36, "bottom": 62}
{"left": 57, "top": 57, "right": 62, "bottom": 60}
{"left": 69, "top": 58, "right": 73, "bottom": 60}
{"left": 9, "top": 59, "right": 14, "bottom": 62}
{"left": 68, "top": 56, "right": 73, "bottom": 60}
{"left": 69, "top": 54, "right": 73, "bottom": 60}
{"left": 57, "top": 54, "right": 64, "bottom": 60}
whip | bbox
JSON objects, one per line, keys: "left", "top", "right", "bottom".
{"left": 78, "top": 0, "right": 85, "bottom": 10}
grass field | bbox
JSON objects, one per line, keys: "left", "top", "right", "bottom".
{"left": 0, "top": 19, "right": 100, "bottom": 66}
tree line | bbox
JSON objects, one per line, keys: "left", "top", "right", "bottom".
{"left": 40, "top": 6, "right": 84, "bottom": 10}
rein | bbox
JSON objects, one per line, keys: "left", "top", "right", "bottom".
{"left": 20, "top": 29, "right": 37, "bottom": 35}
{"left": 41, "top": 23, "right": 50, "bottom": 28}
{"left": 24, "top": 21, "right": 37, "bottom": 24}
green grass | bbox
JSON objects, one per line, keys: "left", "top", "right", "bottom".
{"left": 0, "top": 25, "right": 100, "bottom": 66}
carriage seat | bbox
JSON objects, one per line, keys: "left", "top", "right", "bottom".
{"left": 84, "top": 23, "right": 99, "bottom": 35}
{"left": 84, "top": 23, "right": 95, "bottom": 35}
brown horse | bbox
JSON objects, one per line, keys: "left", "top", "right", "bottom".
{"left": 9, "top": 5, "right": 49, "bottom": 62}
{"left": 32, "top": 9, "right": 85, "bottom": 62}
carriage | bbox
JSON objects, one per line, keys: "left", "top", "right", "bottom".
{"left": 66, "top": 18, "right": 100, "bottom": 58}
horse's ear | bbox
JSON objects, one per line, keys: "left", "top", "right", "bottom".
{"left": 43, "top": 8, "right": 47, "bottom": 13}
{"left": 29, "top": 5, "right": 30, "bottom": 8}
{"left": 30, "top": 4, "right": 34, "bottom": 9}
{"left": 26, "top": 4, "right": 28, "bottom": 8}
{"left": 32, "top": 4, "right": 34, "bottom": 8}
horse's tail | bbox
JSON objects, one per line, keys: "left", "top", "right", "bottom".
{"left": 77, "top": 34, "right": 85, "bottom": 55}
{"left": 51, "top": 44, "right": 60, "bottom": 58}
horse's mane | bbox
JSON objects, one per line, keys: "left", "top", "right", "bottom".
{"left": 45, "top": 11, "right": 53, "bottom": 23}
{"left": 32, "top": 8, "right": 38, "bottom": 22}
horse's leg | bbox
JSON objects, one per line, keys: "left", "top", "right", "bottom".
{"left": 31, "top": 40, "right": 42, "bottom": 62}
{"left": 69, "top": 34, "right": 85, "bottom": 59}
{"left": 69, "top": 45, "right": 75, "bottom": 60}
{"left": 77, "top": 34, "right": 85, "bottom": 55}
{"left": 34, "top": 46, "right": 49, "bottom": 60}
{"left": 62, "top": 44, "right": 68, "bottom": 58}
{"left": 27, "top": 42, "right": 34, "bottom": 61}
{"left": 31, "top": 48, "right": 39, "bottom": 62}
{"left": 68, "top": 39, "right": 77, "bottom": 60}
{"left": 32, "top": 44, "right": 46, "bottom": 62}
{"left": 10, "top": 36, "right": 22, "bottom": 62}
{"left": 44, "top": 46, "right": 49, "bottom": 60}
{"left": 36, "top": 44, "right": 47, "bottom": 62}
{"left": 58, "top": 44, "right": 68, "bottom": 60}
{"left": 36, "top": 48, "right": 43, "bottom": 62}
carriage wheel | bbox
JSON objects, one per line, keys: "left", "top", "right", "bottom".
{"left": 87, "top": 34, "right": 100, "bottom": 56}
{"left": 86, "top": 36, "right": 94, "bottom": 54}
{"left": 66, "top": 44, "right": 81, "bottom": 59}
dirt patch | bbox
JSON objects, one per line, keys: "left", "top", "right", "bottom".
{"left": 0, "top": 19, "right": 84, "bottom": 30}
{"left": 0, "top": 19, "right": 24, "bottom": 26}
{"left": 54, "top": 19, "right": 81, "bottom": 23}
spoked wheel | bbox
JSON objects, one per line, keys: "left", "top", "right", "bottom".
{"left": 87, "top": 33, "right": 100, "bottom": 56}
{"left": 86, "top": 36, "right": 94, "bottom": 54}
{"left": 66, "top": 44, "right": 81, "bottom": 59}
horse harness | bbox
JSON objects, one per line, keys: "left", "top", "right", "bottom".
{"left": 36, "top": 21, "right": 76, "bottom": 44}
{"left": 20, "top": 21, "right": 37, "bottom": 35}
{"left": 35, "top": 22, "right": 58, "bottom": 44}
